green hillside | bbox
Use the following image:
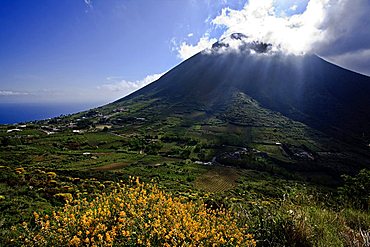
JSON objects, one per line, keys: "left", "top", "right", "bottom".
{"left": 1, "top": 38, "right": 370, "bottom": 246}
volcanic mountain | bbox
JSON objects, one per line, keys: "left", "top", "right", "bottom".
{"left": 116, "top": 34, "right": 370, "bottom": 143}
{"left": 94, "top": 34, "right": 370, "bottom": 178}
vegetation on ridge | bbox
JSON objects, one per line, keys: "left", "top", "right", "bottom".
{"left": 1, "top": 164, "right": 369, "bottom": 246}
{"left": 0, "top": 80, "right": 369, "bottom": 246}
{"left": 15, "top": 177, "right": 256, "bottom": 246}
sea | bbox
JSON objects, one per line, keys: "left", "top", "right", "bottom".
{"left": 0, "top": 102, "right": 104, "bottom": 124}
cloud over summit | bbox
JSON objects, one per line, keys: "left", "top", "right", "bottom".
{"left": 176, "top": 0, "right": 370, "bottom": 75}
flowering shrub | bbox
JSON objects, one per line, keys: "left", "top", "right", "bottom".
{"left": 17, "top": 177, "right": 256, "bottom": 246}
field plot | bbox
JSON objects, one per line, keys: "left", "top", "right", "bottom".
{"left": 194, "top": 166, "right": 240, "bottom": 193}
{"left": 92, "top": 162, "right": 130, "bottom": 171}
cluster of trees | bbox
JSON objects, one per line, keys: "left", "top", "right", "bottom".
{"left": 161, "top": 134, "right": 197, "bottom": 145}
{"left": 127, "top": 137, "right": 163, "bottom": 155}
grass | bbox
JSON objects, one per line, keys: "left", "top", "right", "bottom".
{"left": 13, "top": 178, "right": 256, "bottom": 246}
{"left": 0, "top": 96, "right": 369, "bottom": 246}
{"left": 0, "top": 152, "right": 369, "bottom": 246}
{"left": 92, "top": 162, "right": 131, "bottom": 171}
{"left": 194, "top": 166, "right": 239, "bottom": 193}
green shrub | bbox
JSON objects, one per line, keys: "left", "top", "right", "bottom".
{"left": 339, "top": 169, "right": 370, "bottom": 209}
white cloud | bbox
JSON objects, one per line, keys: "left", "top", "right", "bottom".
{"left": 175, "top": 35, "right": 217, "bottom": 60}
{"left": 175, "top": 0, "right": 370, "bottom": 59}
{"left": 98, "top": 72, "right": 165, "bottom": 94}
{"left": 218, "top": 0, "right": 370, "bottom": 56}
{"left": 84, "top": 0, "right": 93, "bottom": 8}
{"left": 289, "top": 4, "right": 298, "bottom": 11}
{"left": 0, "top": 90, "right": 29, "bottom": 96}
{"left": 211, "top": 0, "right": 335, "bottom": 55}
{"left": 187, "top": 33, "right": 194, "bottom": 37}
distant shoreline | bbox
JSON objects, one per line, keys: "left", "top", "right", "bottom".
{"left": 0, "top": 102, "right": 103, "bottom": 124}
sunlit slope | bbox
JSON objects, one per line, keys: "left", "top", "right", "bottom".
{"left": 119, "top": 46, "right": 370, "bottom": 142}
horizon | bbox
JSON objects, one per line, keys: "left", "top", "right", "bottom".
{"left": 1, "top": 1, "right": 370, "bottom": 245}
{"left": 1, "top": 0, "right": 370, "bottom": 106}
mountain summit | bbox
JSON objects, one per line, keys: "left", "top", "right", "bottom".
{"left": 212, "top": 33, "right": 272, "bottom": 54}
{"left": 119, "top": 34, "right": 370, "bottom": 142}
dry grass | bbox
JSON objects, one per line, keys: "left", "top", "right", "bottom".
{"left": 92, "top": 162, "right": 130, "bottom": 171}
{"left": 194, "top": 166, "right": 239, "bottom": 193}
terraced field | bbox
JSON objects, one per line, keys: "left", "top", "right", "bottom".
{"left": 194, "top": 166, "right": 240, "bottom": 193}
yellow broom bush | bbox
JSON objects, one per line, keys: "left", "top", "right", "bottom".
{"left": 17, "top": 177, "right": 256, "bottom": 246}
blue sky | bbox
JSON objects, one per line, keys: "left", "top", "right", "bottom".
{"left": 1, "top": 0, "right": 369, "bottom": 105}
{"left": 0, "top": 0, "right": 241, "bottom": 104}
